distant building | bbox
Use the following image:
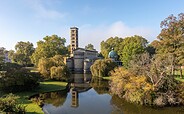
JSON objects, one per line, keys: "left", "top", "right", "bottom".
{"left": 66, "top": 27, "right": 98, "bottom": 73}
{"left": 0, "top": 47, "right": 11, "bottom": 63}
{"left": 4, "top": 51, "right": 11, "bottom": 63}
{"left": 108, "top": 48, "right": 122, "bottom": 66}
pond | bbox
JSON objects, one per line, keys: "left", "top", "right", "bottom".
{"left": 31, "top": 74, "right": 184, "bottom": 114}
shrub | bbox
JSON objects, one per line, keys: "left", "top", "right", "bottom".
{"left": 90, "top": 59, "right": 117, "bottom": 77}
{"left": 110, "top": 67, "right": 153, "bottom": 105}
{"left": 0, "top": 63, "right": 40, "bottom": 92}
{"left": 0, "top": 93, "right": 25, "bottom": 113}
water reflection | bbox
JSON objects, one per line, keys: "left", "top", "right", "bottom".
{"left": 30, "top": 74, "right": 184, "bottom": 114}
{"left": 111, "top": 95, "right": 184, "bottom": 114}
{"left": 30, "top": 89, "right": 68, "bottom": 107}
{"left": 71, "top": 89, "right": 79, "bottom": 107}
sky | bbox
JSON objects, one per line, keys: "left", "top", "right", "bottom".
{"left": 0, "top": 0, "right": 184, "bottom": 51}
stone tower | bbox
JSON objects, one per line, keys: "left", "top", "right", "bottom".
{"left": 70, "top": 27, "right": 78, "bottom": 55}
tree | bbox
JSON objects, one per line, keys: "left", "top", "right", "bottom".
{"left": 31, "top": 35, "right": 68, "bottom": 66}
{"left": 110, "top": 67, "right": 152, "bottom": 105}
{"left": 38, "top": 55, "right": 70, "bottom": 81}
{"left": 100, "top": 37, "right": 123, "bottom": 58}
{"left": 90, "top": 59, "right": 117, "bottom": 77}
{"left": 157, "top": 13, "right": 184, "bottom": 76}
{"left": 119, "top": 35, "right": 148, "bottom": 68}
{"left": 85, "top": 44, "right": 95, "bottom": 50}
{"left": 0, "top": 63, "right": 40, "bottom": 92}
{"left": 128, "top": 53, "right": 182, "bottom": 106}
{"left": 0, "top": 47, "right": 5, "bottom": 64}
{"left": 8, "top": 41, "right": 34, "bottom": 66}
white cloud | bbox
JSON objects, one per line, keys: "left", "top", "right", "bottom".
{"left": 25, "top": 0, "right": 66, "bottom": 20}
{"left": 78, "top": 21, "right": 158, "bottom": 51}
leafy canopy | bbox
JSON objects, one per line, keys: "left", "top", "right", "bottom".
{"left": 119, "top": 35, "right": 148, "bottom": 68}
{"left": 100, "top": 37, "right": 123, "bottom": 58}
{"left": 31, "top": 35, "right": 68, "bottom": 66}
{"left": 8, "top": 41, "right": 34, "bottom": 66}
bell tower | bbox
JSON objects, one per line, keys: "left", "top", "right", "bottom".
{"left": 70, "top": 27, "right": 78, "bottom": 55}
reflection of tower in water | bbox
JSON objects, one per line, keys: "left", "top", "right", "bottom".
{"left": 70, "top": 74, "right": 92, "bottom": 108}
{"left": 71, "top": 89, "right": 79, "bottom": 108}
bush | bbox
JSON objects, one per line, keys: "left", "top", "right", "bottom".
{"left": 110, "top": 53, "right": 184, "bottom": 106}
{"left": 110, "top": 67, "right": 153, "bottom": 105}
{"left": 0, "top": 63, "right": 40, "bottom": 92}
{"left": 50, "top": 66, "right": 70, "bottom": 81}
{"left": 90, "top": 59, "right": 117, "bottom": 77}
{"left": 0, "top": 93, "right": 25, "bottom": 113}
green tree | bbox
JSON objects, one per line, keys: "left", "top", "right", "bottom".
{"left": 100, "top": 37, "right": 123, "bottom": 58}
{"left": 38, "top": 55, "right": 70, "bottom": 81}
{"left": 85, "top": 43, "right": 95, "bottom": 50}
{"left": 119, "top": 35, "right": 148, "bottom": 68}
{"left": 31, "top": 35, "right": 68, "bottom": 66}
{"left": 90, "top": 59, "right": 117, "bottom": 77}
{"left": 0, "top": 63, "right": 40, "bottom": 92}
{"left": 8, "top": 41, "right": 34, "bottom": 66}
{"left": 0, "top": 47, "right": 5, "bottom": 64}
{"left": 157, "top": 13, "right": 184, "bottom": 76}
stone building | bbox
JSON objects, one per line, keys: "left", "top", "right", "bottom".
{"left": 70, "top": 27, "right": 79, "bottom": 55}
{"left": 0, "top": 47, "right": 11, "bottom": 63}
{"left": 66, "top": 27, "right": 98, "bottom": 73}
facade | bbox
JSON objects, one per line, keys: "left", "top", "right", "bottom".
{"left": 4, "top": 52, "right": 11, "bottom": 63}
{"left": 0, "top": 47, "right": 11, "bottom": 63}
{"left": 66, "top": 27, "right": 98, "bottom": 73}
{"left": 66, "top": 48, "right": 98, "bottom": 73}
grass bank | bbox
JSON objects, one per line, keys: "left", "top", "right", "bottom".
{"left": 14, "top": 81, "right": 67, "bottom": 114}
{"left": 102, "top": 76, "right": 111, "bottom": 80}
{"left": 175, "top": 77, "right": 184, "bottom": 82}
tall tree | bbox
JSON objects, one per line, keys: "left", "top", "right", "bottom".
{"left": 8, "top": 41, "right": 34, "bottom": 66}
{"left": 85, "top": 43, "right": 95, "bottom": 50}
{"left": 157, "top": 13, "right": 184, "bottom": 75}
{"left": 119, "top": 35, "right": 148, "bottom": 68}
{"left": 0, "top": 47, "right": 5, "bottom": 64}
{"left": 100, "top": 37, "right": 123, "bottom": 58}
{"left": 31, "top": 35, "right": 68, "bottom": 66}
{"left": 38, "top": 55, "right": 70, "bottom": 81}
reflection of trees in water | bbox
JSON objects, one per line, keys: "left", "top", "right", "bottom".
{"left": 90, "top": 77, "right": 109, "bottom": 94}
{"left": 111, "top": 95, "right": 184, "bottom": 114}
{"left": 30, "top": 90, "right": 68, "bottom": 107}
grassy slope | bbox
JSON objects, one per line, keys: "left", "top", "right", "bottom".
{"left": 102, "top": 76, "right": 111, "bottom": 80}
{"left": 175, "top": 77, "right": 184, "bottom": 82}
{"left": 15, "top": 81, "right": 67, "bottom": 114}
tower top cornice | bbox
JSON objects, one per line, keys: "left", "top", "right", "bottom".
{"left": 70, "top": 27, "right": 78, "bottom": 30}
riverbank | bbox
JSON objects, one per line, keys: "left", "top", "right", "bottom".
{"left": 14, "top": 81, "right": 67, "bottom": 114}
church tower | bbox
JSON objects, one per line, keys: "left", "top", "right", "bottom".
{"left": 70, "top": 27, "right": 78, "bottom": 55}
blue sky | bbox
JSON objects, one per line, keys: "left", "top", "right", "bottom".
{"left": 0, "top": 0, "right": 184, "bottom": 51}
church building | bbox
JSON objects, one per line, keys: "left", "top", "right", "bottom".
{"left": 66, "top": 27, "right": 98, "bottom": 73}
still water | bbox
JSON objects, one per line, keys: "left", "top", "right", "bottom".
{"left": 31, "top": 74, "right": 184, "bottom": 114}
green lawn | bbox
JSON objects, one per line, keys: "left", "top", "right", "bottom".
{"left": 24, "top": 67, "right": 39, "bottom": 72}
{"left": 175, "top": 77, "right": 184, "bottom": 82}
{"left": 102, "top": 76, "right": 111, "bottom": 80}
{"left": 10, "top": 81, "right": 67, "bottom": 114}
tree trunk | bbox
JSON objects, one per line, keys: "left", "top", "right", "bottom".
{"left": 171, "top": 65, "right": 175, "bottom": 76}
{"left": 180, "top": 66, "right": 183, "bottom": 78}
